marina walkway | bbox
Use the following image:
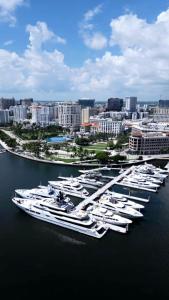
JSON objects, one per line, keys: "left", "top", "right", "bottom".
{"left": 76, "top": 167, "right": 135, "bottom": 210}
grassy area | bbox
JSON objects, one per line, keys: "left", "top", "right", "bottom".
{"left": 83, "top": 142, "right": 107, "bottom": 152}
{"left": 47, "top": 155, "right": 80, "bottom": 163}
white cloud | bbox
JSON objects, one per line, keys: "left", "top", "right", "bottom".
{"left": 0, "top": 10, "right": 169, "bottom": 100}
{"left": 26, "top": 21, "right": 66, "bottom": 52}
{"left": 0, "top": 0, "right": 26, "bottom": 26}
{"left": 80, "top": 4, "right": 107, "bottom": 50}
{"left": 3, "top": 40, "right": 14, "bottom": 46}
{"left": 82, "top": 32, "right": 107, "bottom": 50}
{"left": 84, "top": 4, "right": 103, "bottom": 22}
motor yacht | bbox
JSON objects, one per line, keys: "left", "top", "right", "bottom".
{"left": 15, "top": 186, "right": 74, "bottom": 209}
{"left": 131, "top": 172, "right": 163, "bottom": 184}
{"left": 48, "top": 180, "right": 89, "bottom": 198}
{"left": 105, "top": 191, "right": 144, "bottom": 210}
{"left": 12, "top": 197, "right": 107, "bottom": 239}
{"left": 85, "top": 203, "right": 132, "bottom": 226}
{"left": 99, "top": 195, "right": 143, "bottom": 218}
{"left": 122, "top": 176, "right": 159, "bottom": 189}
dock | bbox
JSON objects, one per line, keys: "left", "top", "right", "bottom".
{"left": 76, "top": 167, "right": 133, "bottom": 210}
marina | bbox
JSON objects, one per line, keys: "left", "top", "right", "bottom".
{"left": 12, "top": 162, "right": 169, "bottom": 238}
{"left": 1, "top": 152, "right": 169, "bottom": 297}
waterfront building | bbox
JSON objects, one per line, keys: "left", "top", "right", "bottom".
{"left": 0, "top": 98, "right": 15, "bottom": 109}
{"left": 58, "top": 102, "right": 81, "bottom": 130}
{"left": 13, "top": 105, "right": 27, "bottom": 123}
{"left": 0, "top": 109, "right": 10, "bottom": 125}
{"left": 129, "top": 130, "right": 169, "bottom": 154}
{"left": 78, "top": 98, "right": 95, "bottom": 108}
{"left": 107, "top": 98, "right": 123, "bottom": 111}
{"left": 125, "top": 97, "right": 137, "bottom": 112}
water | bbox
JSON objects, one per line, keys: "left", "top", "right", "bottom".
{"left": 46, "top": 136, "right": 71, "bottom": 143}
{"left": 0, "top": 153, "right": 169, "bottom": 297}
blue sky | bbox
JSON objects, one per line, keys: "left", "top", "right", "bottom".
{"left": 0, "top": 0, "right": 169, "bottom": 101}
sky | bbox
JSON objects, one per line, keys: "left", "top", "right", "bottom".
{"left": 0, "top": 0, "right": 169, "bottom": 101}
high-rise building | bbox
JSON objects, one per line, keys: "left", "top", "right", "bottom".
{"left": 58, "top": 102, "right": 81, "bottom": 130}
{"left": 78, "top": 99, "right": 95, "bottom": 108}
{"left": 81, "top": 107, "right": 90, "bottom": 123}
{"left": 31, "top": 105, "right": 49, "bottom": 125}
{"left": 125, "top": 97, "right": 137, "bottom": 112}
{"left": 159, "top": 100, "right": 169, "bottom": 107}
{"left": 0, "top": 98, "right": 15, "bottom": 109}
{"left": 0, "top": 110, "right": 10, "bottom": 125}
{"left": 107, "top": 98, "right": 123, "bottom": 111}
{"left": 20, "top": 98, "right": 33, "bottom": 107}
{"left": 13, "top": 105, "right": 27, "bottom": 123}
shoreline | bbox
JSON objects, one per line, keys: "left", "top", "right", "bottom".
{"left": 1, "top": 139, "right": 169, "bottom": 168}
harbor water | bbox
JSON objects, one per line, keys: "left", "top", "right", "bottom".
{"left": 0, "top": 152, "right": 169, "bottom": 297}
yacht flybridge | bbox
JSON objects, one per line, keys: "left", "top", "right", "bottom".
{"left": 12, "top": 197, "right": 107, "bottom": 238}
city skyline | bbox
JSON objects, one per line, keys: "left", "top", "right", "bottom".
{"left": 0, "top": 0, "right": 169, "bottom": 101}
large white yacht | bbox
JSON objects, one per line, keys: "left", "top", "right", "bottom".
{"left": 137, "top": 166, "right": 167, "bottom": 179}
{"left": 131, "top": 172, "right": 162, "bottom": 184}
{"left": 99, "top": 194, "right": 143, "bottom": 218}
{"left": 48, "top": 180, "right": 89, "bottom": 198}
{"left": 105, "top": 191, "right": 144, "bottom": 210}
{"left": 58, "top": 175, "right": 103, "bottom": 188}
{"left": 122, "top": 176, "right": 159, "bottom": 189}
{"left": 85, "top": 203, "right": 132, "bottom": 226}
{"left": 12, "top": 197, "right": 107, "bottom": 239}
{"left": 144, "top": 163, "right": 168, "bottom": 175}
{"left": 15, "top": 186, "right": 74, "bottom": 209}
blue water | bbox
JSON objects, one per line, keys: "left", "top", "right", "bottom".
{"left": 46, "top": 136, "right": 71, "bottom": 143}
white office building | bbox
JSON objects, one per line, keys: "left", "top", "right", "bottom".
{"left": 0, "top": 109, "right": 10, "bottom": 125}
{"left": 13, "top": 105, "right": 27, "bottom": 123}
{"left": 90, "top": 116, "right": 124, "bottom": 135}
{"left": 58, "top": 102, "right": 81, "bottom": 130}
{"left": 125, "top": 97, "right": 137, "bottom": 112}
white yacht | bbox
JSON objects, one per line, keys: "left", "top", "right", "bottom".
{"left": 137, "top": 166, "right": 167, "bottom": 179}
{"left": 85, "top": 203, "right": 132, "bottom": 226}
{"left": 122, "top": 176, "right": 159, "bottom": 189}
{"left": 99, "top": 195, "right": 143, "bottom": 219}
{"left": 15, "top": 186, "right": 74, "bottom": 209}
{"left": 48, "top": 180, "right": 89, "bottom": 198}
{"left": 144, "top": 163, "right": 168, "bottom": 175}
{"left": 78, "top": 175, "right": 103, "bottom": 187}
{"left": 131, "top": 172, "right": 162, "bottom": 184}
{"left": 58, "top": 175, "right": 103, "bottom": 188}
{"left": 12, "top": 197, "right": 107, "bottom": 239}
{"left": 105, "top": 191, "right": 144, "bottom": 210}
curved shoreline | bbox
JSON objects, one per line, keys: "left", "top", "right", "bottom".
{"left": 1, "top": 139, "right": 169, "bottom": 168}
